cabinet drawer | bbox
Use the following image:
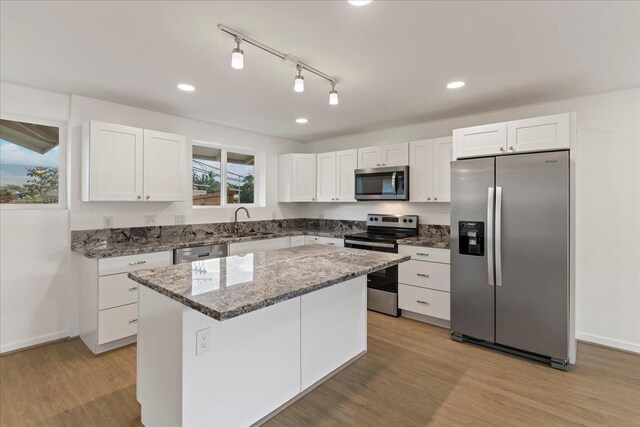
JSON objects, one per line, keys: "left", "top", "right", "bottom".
{"left": 399, "top": 260, "right": 450, "bottom": 292}
{"left": 399, "top": 285, "right": 450, "bottom": 320}
{"left": 97, "top": 303, "right": 138, "bottom": 344}
{"left": 98, "top": 251, "right": 172, "bottom": 276}
{"left": 398, "top": 246, "right": 450, "bottom": 264}
{"left": 99, "top": 273, "right": 139, "bottom": 310}
{"left": 290, "top": 235, "right": 306, "bottom": 247}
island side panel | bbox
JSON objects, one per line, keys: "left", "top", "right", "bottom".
{"left": 300, "top": 276, "right": 367, "bottom": 390}
{"left": 181, "top": 297, "right": 302, "bottom": 427}
{"left": 137, "top": 286, "right": 184, "bottom": 427}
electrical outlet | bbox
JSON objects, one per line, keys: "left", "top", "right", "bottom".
{"left": 175, "top": 215, "right": 185, "bottom": 225}
{"left": 272, "top": 211, "right": 276, "bottom": 220}
{"left": 196, "top": 327, "right": 211, "bottom": 355}
{"left": 103, "top": 216, "right": 113, "bottom": 228}
{"left": 144, "top": 215, "right": 156, "bottom": 226}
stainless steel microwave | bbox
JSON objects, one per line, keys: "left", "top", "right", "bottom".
{"left": 354, "top": 166, "right": 409, "bottom": 200}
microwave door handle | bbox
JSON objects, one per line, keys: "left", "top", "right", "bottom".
{"left": 391, "top": 172, "right": 397, "bottom": 195}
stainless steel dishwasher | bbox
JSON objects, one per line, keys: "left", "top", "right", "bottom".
{"left": 173, "top": 244, "right": 228, "bottom": 264}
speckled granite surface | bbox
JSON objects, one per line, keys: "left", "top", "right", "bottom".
{"left": 128, "top": 245, "right": 410, "bottom": 321}
{"left": 72, "top": 219, "right": 367, "bottom": 258}
{"left": 71, "top": 219, "right": 450, "bottom": 258}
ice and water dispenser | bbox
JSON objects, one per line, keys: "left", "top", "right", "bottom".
{"left": 458, "top": 221, "right": 485, "bottom": 256}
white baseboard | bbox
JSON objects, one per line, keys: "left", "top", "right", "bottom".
{"left": 576, "top": 332, "right": 640, "bottom": 354}
{"left": 0, "top": 330, "right": 70, "bottom": 354}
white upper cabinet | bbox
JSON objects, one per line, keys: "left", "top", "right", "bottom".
{"left": 409, "top": 136, "right": 452, "bottom": 202}
{"left": 507, "top": 113, "right": 572, "bottom": 153}
{"left": 453, "top": 122, "right": 507, "bottom": 159}
{"left": 357, "top": 143, "right": 409, "bottom": 168}
{"left": 278, "top": 153, "right": 317, "bottom": 202}
{"left": 357, "top": 146, "right": 381, "bottom": 169}
{"left": 453, "top": 113, "right": 575, "bottom": 159}
{"left": 313, "top": 149, "right": 357, "bottom": 202}
{"left": 83, "top": 121, "right": 143, "bottom": 201}
{"left": 82, "top": 121, "right": 186, "bottom": 202}
{"left": 316, "top": 152, "right": 337, "bottom": 202}
{"left": 335, "top": 149, "right": 357, "bottom": 202}
{"left": 381, "top": 142, "right": 409, "bottom": 167}
{"left": 143, "top": 130, "right": 185, "bottom": 202}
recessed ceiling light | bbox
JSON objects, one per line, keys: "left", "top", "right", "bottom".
{"left": 296, "top": 118, "right": 308, "bottom": 124}
{"left": 447, "top": 81, "right": 465, "bottom": 89}
{"left": 177, "top": 83, "right": 195, "bottom": 92}
{"left": 348, "top": 0, "right": 372, "bottom": 5}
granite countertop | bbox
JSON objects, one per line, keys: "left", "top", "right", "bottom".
{"left": 397, "top": 235, "right": 451, "bottom": 249}
{"left": 128, "top": 245, "right": 410, "bottom": 321}
{"left": 73, "top": 228, "right": 360, "bottom": 259}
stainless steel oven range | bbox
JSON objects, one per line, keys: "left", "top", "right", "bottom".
{"left": 344, "top": 214, "right": 418, "bottom": 316}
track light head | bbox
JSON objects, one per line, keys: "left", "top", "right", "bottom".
{"left": 231, "top": 37, "right": 244, "bottom": 69}
{"left": 329, "top": 83, "right": 339, "bottom": 105}
{"left": 294, "top": 65, "right": 305, "bottom": 93}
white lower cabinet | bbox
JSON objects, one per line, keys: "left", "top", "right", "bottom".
{"left": 228, "top": 237, "right": 291, "bottom": 255}
{"left": 398, "top": 245, "right": 450, "bottom": 323}
{"left": 399, "top": 285, "right": 450, "bottom": 321}
{"left": 79, "top": 250, "right": 173, "bottom": 354}
{"left": 304, "top": 236, "right": 344, "bottom": 247}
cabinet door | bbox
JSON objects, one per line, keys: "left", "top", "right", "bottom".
{"left": 381, "top": 142, "right": 409, "bottom": 167}
{"left": 143, "top": 130, "right": 185, "bottom": 201}
{"left": 291, "top": 154, "right": 316, "bottom": 201}
{"left": 432, "top": 137, "right": 453, "bottom": 202}
{"left": 335, "top": 149, "right": 357, "bottom": 202}
{"left": 453, "top": 122, "right": 507, "bottom": 159}
{"left": 357, "top": 146, "right": 381, "bottom": 169}
{"left": 409, "top": 140, "right": 434, "bottom": 202}
{"left": 316, "top": 152, "right": 337, "bottom": 202}
{"left": 507, "top": 113, "right": 571, "bottom": 153}
{"left": 87, "top": 121, "right": 143, "bottom": 201}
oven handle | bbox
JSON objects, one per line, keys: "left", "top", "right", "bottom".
{"left": 344, "top": 239, "right": 396, "bottom": 249}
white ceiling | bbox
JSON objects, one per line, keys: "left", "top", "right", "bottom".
{"left": 1, "top": 1, "right": 639, "bottom": 142}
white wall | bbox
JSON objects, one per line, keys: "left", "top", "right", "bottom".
{"left": 304, "top": 88, "right": 640, "bottom": 353}
{"left": 69, "top": 95, "right": 306, "bottom": 230}
{"left": 0, "top": 82, "right": 72, "bottom": 353}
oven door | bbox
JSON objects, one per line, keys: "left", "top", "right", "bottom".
{"left": 343, "top": 239, "right": 398, "bottom": 293}
{"left": 354, "top": 166, "right": 408, "bottom": 200}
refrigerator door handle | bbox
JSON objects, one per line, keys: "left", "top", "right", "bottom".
{"left": 495, "top": 186, "right": 503, "bottom": 287}
{"left": 487, "top": 187, "right": 495, "bottom": 286}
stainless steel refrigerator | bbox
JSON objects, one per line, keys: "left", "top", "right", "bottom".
{"left": 450, "top": 150, "right": 569, "bottom": 370}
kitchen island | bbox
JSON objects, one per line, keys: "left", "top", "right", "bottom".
{"left": 128, "top": 244, "right": 409, "bottom": 427}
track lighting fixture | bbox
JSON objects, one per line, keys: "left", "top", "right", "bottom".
{"left": 329, "top": 83, "right": 339, "bottom": 105}
{"left": 294, "top": 65, "right": 305, "bottom": 93}
{"left": 218, "top": 24, "right": 340, "bottom": 104}
{"left": 231, "top": 37, "right": 244, "bottom": 70}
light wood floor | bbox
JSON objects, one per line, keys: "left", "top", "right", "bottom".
{"left": 1, "top": 312, "right": 639, "bottom": 426}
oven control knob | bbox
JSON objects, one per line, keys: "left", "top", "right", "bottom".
{"left": 403, "top": 219, "right": 407, "bottom": 223}
{"left": 409, "top": 219, "right": 413, "bottom": 223}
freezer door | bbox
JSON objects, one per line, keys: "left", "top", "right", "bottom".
{"left": 495, "top": 151, "right": 569, "bottom": 360}
{"left": 450, "top": 157, "right": 496, "bottom": 342}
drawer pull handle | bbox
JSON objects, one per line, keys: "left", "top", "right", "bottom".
{"left": 129, "top": 260, "right": 147, "bottom": 265}
{"left": 128, "top": 318, "right": 138, "bottom": 324}
{"left": 416, "top": 300, "right": 430, "bottom": 305}
{"left": 128, "top": 286, "right": 138, "bottom": 291}
{"left": 416, "top": 253, "right": 429, "bottom": 257}
{"left": 326, "top": 243, "right": 335, "bottom": 245}
{"left": 416, "top": 273, "right": 430, "bottom": 278}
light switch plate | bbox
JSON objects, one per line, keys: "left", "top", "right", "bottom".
{"left": 103, "top": 216, "right": 113, "bottom": 228}
{"left": 196, "top": 327, "right": 211, "bottom": 355}
{"left": 174, "top": 215, "right": 185, "bottom": 225}
{"left": 144, "top": 215, "right": 156, "bottom": 226}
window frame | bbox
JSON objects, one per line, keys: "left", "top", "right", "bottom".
{"left": 191, "top": 140, "right": 261, "bottom": 209}
{"left": 0, "top": 113, "right": 67, "bottom": 210}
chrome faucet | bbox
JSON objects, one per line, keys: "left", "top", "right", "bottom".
{"left": 233, "top": 207, "right": 250, "bottom": 234}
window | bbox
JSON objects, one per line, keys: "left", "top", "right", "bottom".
{"left": 0, "top": 118, "right": 61, "bottom": 205}
{"left": 192, "top": 143, "right": 257, "bottom": 207}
